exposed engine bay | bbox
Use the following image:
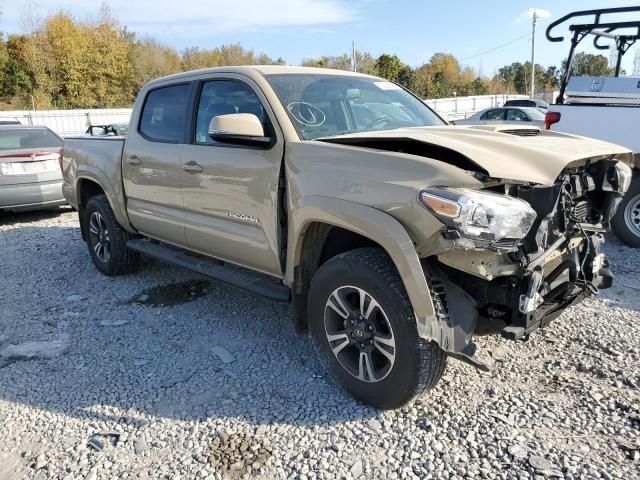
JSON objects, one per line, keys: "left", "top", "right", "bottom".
{"left": 430, "top": 159, "right": 632, "bottom": 340}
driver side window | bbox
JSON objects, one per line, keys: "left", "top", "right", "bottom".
{"left": 194, "top": 80, "right": 269, "bottom": 145}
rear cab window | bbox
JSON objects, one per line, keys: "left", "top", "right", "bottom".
{"left": 139, "top": 84, "right": 191, "bottom": 143}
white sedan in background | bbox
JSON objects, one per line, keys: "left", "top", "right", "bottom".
{"left": 454, "top": 107, "right": 546, "bottom": 128}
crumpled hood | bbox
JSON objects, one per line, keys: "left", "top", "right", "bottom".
{"left": 317, "top": 125, "right": 633, "bottom": 185}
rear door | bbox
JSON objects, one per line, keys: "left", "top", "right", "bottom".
{"left": 180, "top": 75, "right": 285, "bottom": 276}
{"left": 123, "top": 83, "right": 192, "bottom": 245}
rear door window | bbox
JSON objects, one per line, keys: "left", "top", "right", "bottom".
{"left": 139, "top": 84, "right": 190, "bottom": 143}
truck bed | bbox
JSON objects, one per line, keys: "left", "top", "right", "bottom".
{"left": 61, "top": 136, "right": 126, "bottom": 210}
{"left": 548, "top": 104, "right": 640, "bottom": 157}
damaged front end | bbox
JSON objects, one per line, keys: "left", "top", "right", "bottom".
{"left": 422, "top": 158, "right": 632, "bottom": 349}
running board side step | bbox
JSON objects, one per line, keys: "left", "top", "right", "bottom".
{"left": 126, "top": 239, "right": 290, "bottom": 302}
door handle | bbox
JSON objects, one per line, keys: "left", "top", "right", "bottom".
{"left": 126, "top": 155, "right": 141, "bottom": 165}
{"left": 182, "top": 161, "right": 203, "bottom": 173}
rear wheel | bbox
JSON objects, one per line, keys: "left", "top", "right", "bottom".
{"left": 612, "top": 175, "right": 640, "bottom": 248}
{"left": 83, "top": 194, "right": 140, "bottom": 275}
{"left": 308, "top": 248, "right": 446, "bottom": 409}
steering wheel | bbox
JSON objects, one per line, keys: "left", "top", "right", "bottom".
{"left": 365, "top": 116, "right": 393, "bottom": 130}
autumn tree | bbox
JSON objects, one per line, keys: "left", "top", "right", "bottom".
{"left": 181, "top": 43, "right": 284, "bottom": 70}
{"left": 17, "top": 8, "right": 134, "bottom": 108}
{"left": 562, "top": 52, "right": 613, "bottom": 77}
{"left": 301, "top": 51, "right": 377, "bottom": 75}
{"left": 131, "top": 37, "right": 181, "bottom": 90}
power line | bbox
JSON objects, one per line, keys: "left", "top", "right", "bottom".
{"left": 459, "top": 33, "right": 531, "bottom": 61}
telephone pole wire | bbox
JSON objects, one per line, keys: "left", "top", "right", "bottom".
{"left": 530, "top": 10, "right": 537, "bottom": 99}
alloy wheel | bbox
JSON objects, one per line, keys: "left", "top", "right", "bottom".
{"left": 89, "top": 211, "right": 111, "bottom": 263}
{"left": 324, "top": 285, "right": 396, "bottom": 383}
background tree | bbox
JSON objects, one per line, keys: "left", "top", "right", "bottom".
{"left": 130, "top": 37, "right": 181, "bottom": 92}
{"left": 301, "top": 51, "right": 376, "bottom": 75}
{"left": 562, "top": 52, "right": 613, "bottom": 77}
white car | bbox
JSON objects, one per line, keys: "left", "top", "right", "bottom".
{"left": 455, "top": 107, "right": 545, "bottom": 128}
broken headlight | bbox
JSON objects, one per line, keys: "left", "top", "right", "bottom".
{"left": 602, "top": 161, "right": 632, "bottom": 194}
{"left": 420, "top": 187, "right": 537, "bottom": 243}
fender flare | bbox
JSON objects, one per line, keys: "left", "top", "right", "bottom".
{"left": 286, "top": 196, "right": 473, "bottom": 354}
{"left": 75, "top": 166, "right": 135, "bottom": 233}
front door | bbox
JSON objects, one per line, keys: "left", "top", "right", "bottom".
{"left": 181, "top": 77, "right": 285, "bottom": 276}
{"left": 123, "top": 83, "right": 191, "bottom": 245}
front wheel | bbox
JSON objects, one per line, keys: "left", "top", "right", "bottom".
{"left": 308, "top": 248, "right": 446, "bottom": 409}
{"left": 612, "top": 175, "right": 640, "bottom": 248}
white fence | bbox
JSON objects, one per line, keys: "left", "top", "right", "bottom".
{"left": 425, "top": 94, "right": 530, "bottom": 120}
{"left": 0, "top": 108, "right": 132, "bottom": 136}
{"left": 0, "top": 92, "right": 553, "bottom": 136}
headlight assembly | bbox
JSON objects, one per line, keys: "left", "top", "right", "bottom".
{"left": 420, "top": 187, "right": 537, "bottom": 244}
{"left": 603, "top": 161, "right": 632, "bottom": 194}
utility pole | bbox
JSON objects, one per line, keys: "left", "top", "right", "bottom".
{"left": 352, "top": 41, "right": 357, "bottom": 72}
{"left": 530, "top": 10, "right": 537, "bottom": 99}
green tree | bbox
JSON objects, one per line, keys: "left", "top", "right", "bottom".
{"left": 542, "top": 65, "right": 560, "bottom": 90}
{"left": 374, "top": 54, "right": 404, "bottom": 82}
{"left": 562, "top": 52, "right": 613, "bottom": 77}
{"left": 0, "top": 35, "right": 33, "bottom": 103}
{"left": 301, "top": 51, "right": 376, "bottom": 75}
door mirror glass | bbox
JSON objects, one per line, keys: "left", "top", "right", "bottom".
{"left": 208, "top": 114, "right": 272, "bottom": 147}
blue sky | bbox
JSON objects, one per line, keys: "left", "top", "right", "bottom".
{"left": 1, "top": 0, "right": 639, "bottom": 74}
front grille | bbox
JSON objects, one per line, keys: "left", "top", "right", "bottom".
{"left": 500, "top": 128, "right": 541, "bottom": 137}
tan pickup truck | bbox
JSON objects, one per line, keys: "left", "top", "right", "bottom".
{"left": 62, "top": 66, "right": 633, "bottom": 409}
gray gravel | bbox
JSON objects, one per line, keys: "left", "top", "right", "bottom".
{"left": 1, "top": 208, "right": 639, "bottom": 480}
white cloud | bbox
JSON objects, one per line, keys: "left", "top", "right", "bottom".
{"left": 0, "top": 0, "right": 356, "bottom": 35}
{"left": 515, "top": 7, "right": 552, "bottom": 23}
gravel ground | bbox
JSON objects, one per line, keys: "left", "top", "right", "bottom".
{"left": 0, "top": 208, "right": 639, "bottom": 480}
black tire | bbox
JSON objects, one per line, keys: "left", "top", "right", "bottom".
{"left": 308, "top": 248, "right": 446, "bottom": 409}
{"left": 612, "top": 175, "right": 640, "bottom": 248}
{"left": 83, "top": 194, "right": 140, "bottom": 276}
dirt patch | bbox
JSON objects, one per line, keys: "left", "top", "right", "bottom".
{"left": 127, "top": 280, "right": 211, "bottom": 307}
{"left": 208, "top": 431, "right": 272, "bottom": 479}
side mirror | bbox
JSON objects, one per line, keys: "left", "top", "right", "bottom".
{"left": 208, "top": 113, "right": 273, "bottom": 147}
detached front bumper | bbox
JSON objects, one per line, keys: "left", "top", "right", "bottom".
{"left": 0, "top": 180, "right": 66, "bottom": 212}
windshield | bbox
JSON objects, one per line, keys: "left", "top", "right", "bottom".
{"left": 0, "top": 128, "right": 62, "bottom": 150}
{"left": 265, "top": 74, "right": 445, "bottom": 140}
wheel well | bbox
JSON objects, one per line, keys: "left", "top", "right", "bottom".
{"left": 78, "top": 179, "right": 105, "bottom": 209}
{"left": 292, "top": 223, "right": 383, "bottom": 333}
{"left": 77, "top": 179, "right": 105, "bottom": 240}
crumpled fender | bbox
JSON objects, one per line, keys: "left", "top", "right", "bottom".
{"left": 286, "top": 195, "right": 476, "bottom": 357}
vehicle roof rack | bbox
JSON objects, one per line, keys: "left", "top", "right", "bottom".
{"left": 545, "top": 6, "right": 640, "bottom": 104}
